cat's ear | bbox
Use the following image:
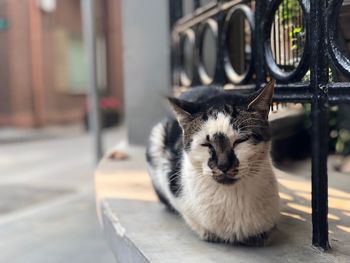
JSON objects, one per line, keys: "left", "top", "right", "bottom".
{"left": 247, "top": 80, "right": 275, "bottom": 119}
{"left": 168, "top": 97, "right": 198, "bottom": 127}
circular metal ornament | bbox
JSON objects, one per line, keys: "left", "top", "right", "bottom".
{"left": 197, "top": 19, "right": 219, "bottom": 85}
{"left": 328, "top": 0, "right": 350, "bottom": 79}
{"left": 223, "top": 4, "right": 255, "bottom": 85}
{"left": 179, "top": 29, "right": 196, "bottom": 87}
{"left": 263, "top": 0, "right": 310, "bottom": 83}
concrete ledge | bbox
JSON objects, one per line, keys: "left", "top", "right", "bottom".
{"left": 95, "top": 146, "right": 350, "bottom": 263}
{"left": 269, "top": 108, "right": 305, "bottom": 139}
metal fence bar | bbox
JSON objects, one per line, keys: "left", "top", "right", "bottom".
{"left": 169, "top": 0, "right": 343, "bottom": 250}
{"left": 255, "top": 0, "right": 266, "bottom": 89}
{"left": 81, "top": 0, "right": 103, "bottom": 164}
{"left": 169, "top": 0, "right": 183, "bottom": 88}
{"left": 309, "top": 0, "right": 330, "bottom": 250}
{"left": 169, "top": 0, "right": 183, "bottom": 28}
{"left": 194, "top": 0, "right": 201, "bottom": 10}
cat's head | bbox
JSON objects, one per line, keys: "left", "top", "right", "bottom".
{"left": 168, "top": 81, "right": 275, "bottom": 185}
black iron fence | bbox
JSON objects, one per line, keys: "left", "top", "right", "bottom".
{"left": 169, "top": 0, "right": 350, "bottom": 250}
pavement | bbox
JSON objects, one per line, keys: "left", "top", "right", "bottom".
{"left": 0, "top": 125, "right": 127, "bottom": 263}
{"left": 0, "top": 125, "right": 84, "bottom": 144}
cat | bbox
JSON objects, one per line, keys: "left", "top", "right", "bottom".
{"left": 146, "top": 81, "right": 280, "bottom": 246}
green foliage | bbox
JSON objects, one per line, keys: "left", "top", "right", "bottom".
{"left": 329, "top": 106, "right": 350, "bottom": 155}
{"left": 280, "top": 0, "right": 302, "bottom": 23}
{"left": 303, "top": 104, "right": 350, "bottom": 156}
{"left": 335, "top": 129, "right": 350, "bottom": 154}
{"left": 276, "top": 0, "right": 305, "bottom": 58}
{"left": 279, "top": 0, "right": 350, "bottom": 155}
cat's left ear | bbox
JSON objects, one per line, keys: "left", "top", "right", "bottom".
{"left": 168, "top": 97, "right": 199, "bottom": 128}
{"left": 247, "top": 80, "right": 275, "bottom": 119}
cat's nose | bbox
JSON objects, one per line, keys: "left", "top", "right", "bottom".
{"left": 218, "top": 159, "right": 231, "bottom": 173}
{"left": 217, "top": 158, "right": 232, "bottom": 173}
{"left": 217, "top": 154, "right": 238, "bottom": 173}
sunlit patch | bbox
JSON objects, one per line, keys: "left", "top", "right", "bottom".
{"left": 278, "top": 178, "right": 310, "bottom": 192}
{"left": 96, "top": 170, "right": 157, "bottom": 202}
{"left": 328, "top": 214, "right": 341, "bottom": 221}
{"left": 336, "top": 225, "right": 350, "bottom": 233}
{"left": 279, "top": 192, "right": 294, "bottom": 201}
{"left": 287, "top": 203, "right": 340, "bottom": 221}
{"left": 329, "top": 230, "right": 334, "bottom": 234}
{"left": 279, "top": 178, "right": 350, "bottom": 201}
{"left": 343, "top": 212, "right": 350, "bottom": 217}
{"left": 287, "top": 203, "right": 311, "bottom": 214}
{"left": 294, "top": 191, "right": 350, "bottom": 213}
{"left": 281, "top": 212, "right": 306, "bottom": 221}
{"left": 329, "top": 196, "right": 350, "bottom": 212}
{"left": 328, "top": 188, "right": 350, "bottom": 199}
{"left": 295, "top": 192, "right": 311, "bottom": 201}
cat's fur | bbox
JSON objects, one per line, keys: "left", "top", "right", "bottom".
{"left": 146, "top": 82, "right": 280, "bottom": 246}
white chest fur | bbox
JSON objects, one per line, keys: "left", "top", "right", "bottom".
{"left": 174, "top": 153, "right": 280, "bottom": 242}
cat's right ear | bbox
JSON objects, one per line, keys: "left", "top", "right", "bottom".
{"left": 247, "top": 80, "right": 275, "bottom": 119}
{"left": 167, "top": 97, "right": 198, "bottom": 128}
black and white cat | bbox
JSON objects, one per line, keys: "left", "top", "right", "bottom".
{"left": 146, "top": 81, "right": 280, "bottom": 246}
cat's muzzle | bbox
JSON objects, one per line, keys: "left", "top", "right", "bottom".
{"left": 213, "top": 172, "right": 239, "bottom": 185}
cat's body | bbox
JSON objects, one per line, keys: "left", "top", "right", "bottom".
{"left": 146, "top": 83, "right": 280, "bottom": 245}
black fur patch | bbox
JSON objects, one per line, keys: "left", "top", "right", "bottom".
{"left": 163, "top": 119, "right": 183, "bottom": 197}
{"left": 237, "top": 232, "right": 269, "bottom": 246}
{"left": 234, "top": 110, "right": 271, "bottom": 145}
{"left": 145, "top": 147, "right": 154, "bottom": 167}
{"left": 168, "top": 159, "right": 182, "bottom": 197}
{"left": 203, "top": 231, "right": 269, "bottom": 246}
{"left": 213, "top": 132, "right": 229, "bottom": 152}
{"left": 153, "top": 186, "right": 177, "bottom": 213}
{"left": 202, "top": 113, "right": 208, "bottom": 121}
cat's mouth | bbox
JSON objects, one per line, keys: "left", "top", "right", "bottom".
{"left": 213, "top": 174, "right": 239, "bottom": 185}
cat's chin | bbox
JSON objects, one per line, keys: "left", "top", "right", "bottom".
{"left": 212, "top": 175, "right": 239, "bottom": 185}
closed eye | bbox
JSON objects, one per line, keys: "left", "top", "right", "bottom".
{"left": 200, "top": 143, "right": 216, "bottom": 154}
{"left": 233, "top": 137, "right": 249, "bottom": 148}
{"left": 201, "top": 142, "right": 216, "bottom": 157}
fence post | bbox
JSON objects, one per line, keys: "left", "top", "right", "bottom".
{"left": 310, "top": 0, "right": 330, "bottom": 250}
{"left": 255, "top": 0, "right": 266, "bottom": 89}
{"left": 169, "top": 0, "right": 183, "bottom": 88}
{"left": 193, "top": 0, "right": 201, "bottom": 10}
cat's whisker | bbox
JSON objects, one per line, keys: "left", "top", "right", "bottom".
{"left": 236, "top": 117, "right": 264, "bottom": 124}
{"left": 238, "top": 125, "right": 266, "bottom": 131}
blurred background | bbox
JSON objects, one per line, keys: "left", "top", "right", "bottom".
{"left": 0, "top": 0, "right": 124, "bottom": 129}
{"left": 0, "top": 0, "right": 124, "bottom": 262}
{"left": 1, "top": 0, "right": 350, "bottom": 262}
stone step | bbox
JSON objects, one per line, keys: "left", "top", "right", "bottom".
{"left": 95, "top": 146, "right": 350, "bottom": 263}
{"left": 101, "top": 198, "right": 323, "bottom": 263}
